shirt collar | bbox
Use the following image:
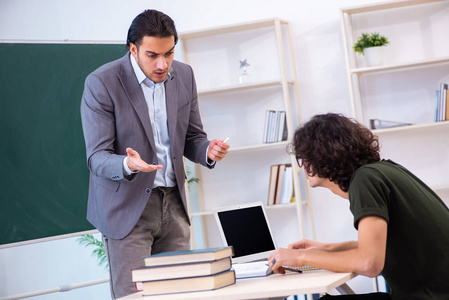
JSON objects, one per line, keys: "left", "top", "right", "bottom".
{"left": 130, "top": 53, "right": 171, "bottom": 87}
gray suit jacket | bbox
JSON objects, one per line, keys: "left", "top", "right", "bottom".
{"left": 80, "top": 53, "right": 212, "bottom": 239}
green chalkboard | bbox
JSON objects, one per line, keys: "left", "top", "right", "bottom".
{"left": 0, "top": 42, "right": 129, "bottom": 246}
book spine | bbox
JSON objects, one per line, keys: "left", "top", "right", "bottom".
{"left": 439, "top": 83, "right": 448, "bottom": 122}
{"left": 435, "top": 90, "right": 439, "bottom": 122}
{"left": 443, "top": 84, "right": 448, "bottom": 121}
{"left": 281, "top": 112, "right": 288, "bottom": 141}
{"left": 445, "top": 87, "right": 449, "bottom": 121}
{"left": 267, "top": 164, "right": 280, "bottom": 206}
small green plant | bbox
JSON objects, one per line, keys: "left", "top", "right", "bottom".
{"left": 186, "top": 165, "right": 200, "bottom": 186}
{"left": 77, "top": 234, "right": 108, "bottom": 269}
{"left": 353, "top": 32, "right": 389, "bottom": 55}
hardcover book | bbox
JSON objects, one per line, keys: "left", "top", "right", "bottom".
{"left": 138, "top": 269, "right": 236, "bottom": 296}
{"left": 142, "top": 246, "right": 233, "bottom": 266}
{"left": 132, "top": 256, "right": 232, "bottom": 282}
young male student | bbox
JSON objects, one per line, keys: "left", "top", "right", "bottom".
{"left": 80, "top": 10, "right": 229, "bottom": 299}
{"left": 268, "top": 113, "right": 449, "bottom": 299}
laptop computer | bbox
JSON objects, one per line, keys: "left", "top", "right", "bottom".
{"left": 213, "top": 201, "right": 277, "bottom": 264}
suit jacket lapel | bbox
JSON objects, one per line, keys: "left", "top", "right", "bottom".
{"left": 165, "top": 66, "right": 178, "bottom": 152}
{"left": 117, "top": 54, "right": 156, "bottom": 152}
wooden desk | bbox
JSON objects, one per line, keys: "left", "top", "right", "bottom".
{"left": 118, "top": 270, "right": 356, "bottom": 300}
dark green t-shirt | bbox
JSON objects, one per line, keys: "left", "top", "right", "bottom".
{"left": 349, "top": 159, "right": 449, "bottom": 300}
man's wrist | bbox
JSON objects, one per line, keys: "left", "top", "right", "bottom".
{"left": 205, "top": 145, "right": 216, "bottom": 167}
{"left": 123, "top": 157, "right": 139, "bottom": 175}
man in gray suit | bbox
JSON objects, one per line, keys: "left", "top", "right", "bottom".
{"left": 80, "top": 9, "right": 229, "bottom": 299}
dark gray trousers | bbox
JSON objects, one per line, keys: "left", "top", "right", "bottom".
{"left": 103, "top": 186, "right": 191, "bottom": 299}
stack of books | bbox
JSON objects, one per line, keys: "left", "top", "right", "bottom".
{"left": 132, "top": 246, "right": 235, "bottom": 296}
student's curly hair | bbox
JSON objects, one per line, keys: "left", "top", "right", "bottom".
{"left": 289, "top": 113, "right": 380, "bottom": 192}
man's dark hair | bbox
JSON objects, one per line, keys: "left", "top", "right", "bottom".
{"left": 290, "top": 113, "right": 380, "bottom": 192}
{"left": 126, "top": 9, "right": 178, "bottom": 48}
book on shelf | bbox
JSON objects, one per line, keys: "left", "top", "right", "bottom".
{"left": 263, "top": 110, "right": 287, "bottom": 143}
{"left": 279, "top": 165, "right": 294, "bottom": 204}
{"left": 267, "top": 163, "right": 294, "bottom": 206}
{"left": 136, "top": 269, "right": 236, "bottom": 296}
{"left": 444, "top": 90, "right": 449, "bottom": 121}
{"left": 267, "top": 164, "right": 280, "bottom": 206}
{"left": 274, "top": 164, "right": 286, "bottom": 205}
{"left": 142, "top": 246, "right": 234, "bottom": 266}
{"left": 440, "top": 83, "right": 447, "bottom": 122}
{"left": 435, "top": 83, "right": 448, "bottom": 122}
{"left": 435, "top": 90, "right": 440, "bottom": 122}
{"left": 369, "top": 119, "right": 412, "bottom": 130}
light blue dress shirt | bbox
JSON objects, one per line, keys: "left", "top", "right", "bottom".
{"left": 125, "top": 54, "right": 176, "bottom": 187}
{"left": 123, "top": 54, "right": 214, "bottom": 186}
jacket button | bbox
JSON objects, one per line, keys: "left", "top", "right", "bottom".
{"left": 145, "top": 188, "right": 151, "bottom": 194}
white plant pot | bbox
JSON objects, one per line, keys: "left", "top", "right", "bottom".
{"left": 364, "top": 46, "right": 384, "bottom": 67}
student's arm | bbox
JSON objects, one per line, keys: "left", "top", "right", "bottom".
{"left": 288, "top": 239, "right": 358, "bottom": 252}
{"left": 268, "top": 216, "right": 387, "bottom": 277}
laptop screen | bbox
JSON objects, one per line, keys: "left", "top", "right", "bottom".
{"left": 214, "top": 202, "right": 276, "bottom": 263}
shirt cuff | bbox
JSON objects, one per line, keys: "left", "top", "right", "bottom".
{"left": 206, "top": 146, "right": 216, "bottom": 167}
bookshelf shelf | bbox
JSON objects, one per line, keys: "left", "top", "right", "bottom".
{"left": 349, "top": 56, "right": 449, "bottom": 76}
{"left": 228, "top": 141, "right": 289, "bottom": 153}
{"left": 198, "top": 80, "right": 293, "bottom": 97}
{"left": 179, "top": 18, "right": 288, "bottom": 40}
{"left": 432, "top": 184, "right": 449, "bottom": 192}
{"left": 189, "top": 202, "right": 299, "bottom": 218}
{"left": 181, "top": 19, "right": 315, "bottom": 249}
{"left": 340, "top": 0, "right": 447, "bottom": 15}
{"left": 372, "top": 120, "right": 449, "bottom": 134}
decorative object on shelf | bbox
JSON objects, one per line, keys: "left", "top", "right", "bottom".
{"left": 238, "top": 59, "right": 251, "bottom": 84}
{"left": 353, "top": 32, "right": 390, "bottom": 67}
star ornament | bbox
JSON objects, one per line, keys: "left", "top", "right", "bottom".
{"left": 239, "top": 59, "right": 250, "bottom": 69}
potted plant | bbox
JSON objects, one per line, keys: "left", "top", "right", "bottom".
{"left": 353, "top": 32, "right": 390, "bottom": 66}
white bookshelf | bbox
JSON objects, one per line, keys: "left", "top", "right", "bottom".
{"left": 340, "top": 0, "right": 449, "bottom": 127}
{"left": 180, "top": 19, "right": 315, "bottom": 248}
{"left": 340, "top": 0, "right": 449, "bottom": 206}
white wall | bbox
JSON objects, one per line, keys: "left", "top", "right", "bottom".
{"left": 1, "top": 0, "right": 447, "bottom": 298}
